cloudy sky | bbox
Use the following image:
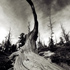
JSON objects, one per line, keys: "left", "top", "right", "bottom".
{"left": 0, "top": 0, "right": 70, "bottom": 45}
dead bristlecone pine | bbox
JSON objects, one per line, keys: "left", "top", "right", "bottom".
{"left": 11, "top": 0, "right": 66, "bottom": 70}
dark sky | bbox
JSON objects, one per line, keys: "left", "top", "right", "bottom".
{"left": 0, "top": 0, "right": 70, "bottom": 45}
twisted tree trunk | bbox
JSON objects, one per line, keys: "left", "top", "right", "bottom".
{"left": 9, "top": 0, "right": 66, "bottom": 70}
{"left": 12, "top": 0, "right": 39, "bottom": 70}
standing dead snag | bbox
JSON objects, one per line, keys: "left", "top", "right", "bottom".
{"left": 24, "top": 0, "right": 38, "bottom": 52}
{"left": 11, "top": 0, "right": 39, "bottom": 70}
{"left": 9, "top": 0, "right": 66, "bottom": 70}
{"left": 48, "top": 7, "right": 54, "bottom": 51}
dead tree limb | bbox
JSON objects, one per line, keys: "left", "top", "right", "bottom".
{"left": 26, "top": 0, "right": 38, "bottom": 41}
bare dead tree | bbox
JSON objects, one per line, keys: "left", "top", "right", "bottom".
{"left": 9, "top": 1, "right": 66, "bottom": 70}
{"left": 9, "top": 0, "right": 39, "bottom": 69}
{"left": 48, "top": 4, "right": 54, "bottom": 50}
{"left": 48, "top": 15, "right": 54, "bottom": 39}
{"left": 25, "top": 0, "right": 38, "bottom": 52}
{"left": 10, "top": 0, "right": 39, "bottom": 58}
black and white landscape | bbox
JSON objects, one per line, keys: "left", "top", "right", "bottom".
{"left": 0, "top": 0, "right": 70, "bottom": 70}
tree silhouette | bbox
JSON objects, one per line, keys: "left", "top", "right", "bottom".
{"left": 59, "top": 37, "right": 64, "bottom": 45}
{"left": 18, "top": 33, "right": 26, "bottom": 47}
{"left": 61, "top": 24, "right": 69, "bottom": 43}
{"left": 48, "top": 4, "right": 54, "bottom": 51}
{"left": 9, "top": 0, "right": 39, "bottom": 70}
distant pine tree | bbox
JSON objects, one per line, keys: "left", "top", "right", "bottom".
{"left": 18, "top": 33, "right": 26, "bottom": 47}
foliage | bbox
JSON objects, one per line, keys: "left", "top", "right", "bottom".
{"left": 18, "top": 33, "right": 26, "bottom": 47}
{"left": 50, "top": 46, "right": 70, "bottom": 65}
{"left": 0, "top": 31, "right": 17, "bottom": 70}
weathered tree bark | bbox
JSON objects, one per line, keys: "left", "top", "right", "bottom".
{"left": 10, "top": 0, "right": 39, "bottom": 70}
{"left": 24, "top": 0, "right": 38, "bottom": 52}
{"left": 9, "top": 0, "right": 66, "bottom": 70}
